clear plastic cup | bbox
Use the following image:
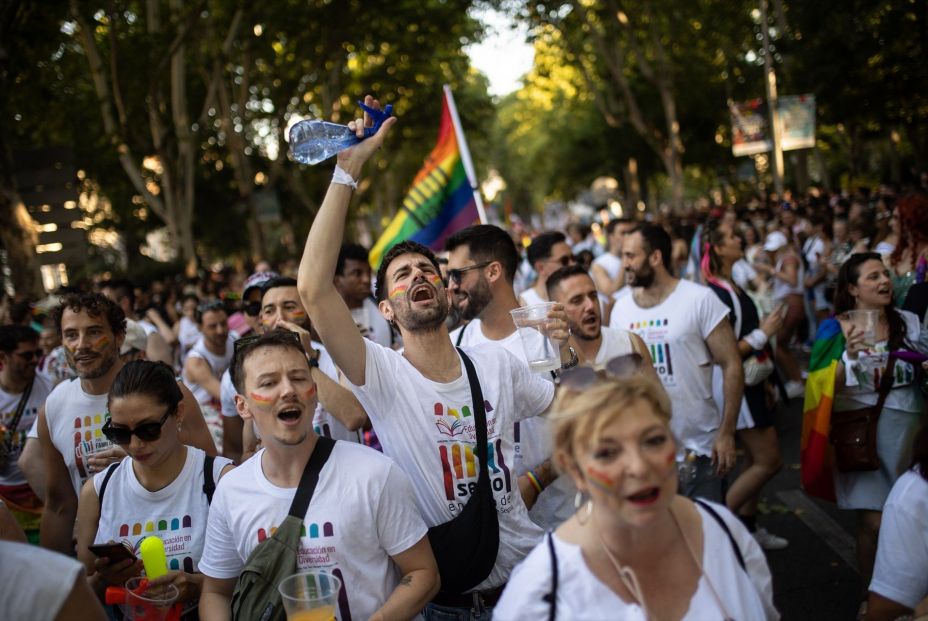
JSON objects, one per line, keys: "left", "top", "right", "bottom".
{"left": 848, "top": 309, "right": 879, "bottom": 346}
{"left": 278, "top": 570, "right": 341, "bottom": 621}
{"left": 123, "top": 577, "right": 178, "bottom": 621}
{"left": 510, "top": 302, "right": 560, "bottom": 374}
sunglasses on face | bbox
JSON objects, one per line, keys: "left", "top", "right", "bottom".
{"left": 549, "top": 255, "right": 575, "bottom": 268}
{"left": 243, "top": 301, "right": 262, "bottom": 317}
{"left": 558, "top": 353, "right": 644, "bottom": 390}
{"left": 13, "top": 348, "right": 43, "bottom": 361}
{"left": 447, "top": 261, "right": 492, "bottom": 285}
{"left": 102, "top": 410, "right": 171, "bottom": 445}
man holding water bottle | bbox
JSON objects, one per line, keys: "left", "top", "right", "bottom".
{"left": 297, "top": 96, "right": 570, "bottom": 619}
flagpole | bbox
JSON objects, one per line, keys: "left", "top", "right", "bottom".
{"left": 443, "top": 84, "right": 488, "bottom": 224}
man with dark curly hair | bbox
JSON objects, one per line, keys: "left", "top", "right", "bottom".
{"left": 38, "top": 292, "right": 216, "bottom": 554}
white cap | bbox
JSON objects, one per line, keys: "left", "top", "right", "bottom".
{"left": 763, "top": 231, "right": 788, "bottom": 252}
{"left": 120, "top": 320, "right": 148, "bottom": 355}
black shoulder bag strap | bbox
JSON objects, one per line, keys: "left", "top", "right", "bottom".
{"left": 2, "top": 378, "right": 33, "bottom": 455}
{"left": 97, "top": 461, "right": 120, "bottom": 509}
{"left": 454, "top": 322, "right": 468, "bottom": 347}
{"left": 289, "top": 436, "right": 336, "bottom": 518}
{"left": 694, "top": 499, "right": 745, "bottom": 571}
{"left": 544, "top": 532, "right": 559, "bottom": 621}
{"left": 456, "top": 348, "right": 488, "bottom": 482}
{"left": 203, "top": 454, "right": 216, "bottom": 505}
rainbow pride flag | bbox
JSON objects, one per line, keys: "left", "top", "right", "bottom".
{"left": 369, "top": 87, "right": 482, "bottom": 269}
{"left": 800, "top": 318, "right": 845, "bottom": 501}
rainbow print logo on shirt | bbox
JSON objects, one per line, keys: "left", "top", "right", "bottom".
{"left": 119, "top": 515, "right": 195, "bottom": 572}
{"left": 73, "top": 413, "right": 111, "bottom": 483}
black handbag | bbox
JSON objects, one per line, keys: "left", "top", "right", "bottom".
{"left": 829, "top": 353, "right": 897, "bottom": 473}
{"left": 426, "top": 348, "right": 500, "bottom": 594}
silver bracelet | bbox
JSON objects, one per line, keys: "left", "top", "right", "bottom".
{"left": 331, "top": 165, "right": 358, "bottom": 190}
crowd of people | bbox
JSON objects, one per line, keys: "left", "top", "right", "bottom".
{"left": 1, "top": 98, "right": 928, "bottom": 621}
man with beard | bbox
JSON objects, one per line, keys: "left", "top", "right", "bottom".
{"left": 38, "top": 292, "right": 216, "bottom": 554}
{"left": 299, "top": 97, "right": 568, "bottom": 618}
{"left": 547, "top": 264, "right": 658, "bottom": 381}
{"left": 445, "top": 225, "right": 572, "bottom": 528}
{"left": 236, "top": 277, "right": 369, "bottom": 459}
{"left": 610, "top": 224, "right": 743, "bottom": 502}
{"left": 0, "top": 326, "right": 53, "bottom": 532}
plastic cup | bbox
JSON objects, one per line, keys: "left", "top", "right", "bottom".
{"left": 278, "top": 570, "right": 341, "bottom": 621}
{"left": 848, "top": 309, "right": 879, "bottom": 346}
{"left": 123, "top": 577, "right": 178, "bottom": 621}
{"left": 510, "top": 302, "right": 560, "bottom": 374}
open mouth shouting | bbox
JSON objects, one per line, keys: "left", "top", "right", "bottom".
{"left": 409, "top": 283, "right": 436, "bottom": 304}
{"left": 276, "top": 406, "right": 303, "bottom": 424}
{"left": 626, "top": 487, "right": 661, "bottom": 506}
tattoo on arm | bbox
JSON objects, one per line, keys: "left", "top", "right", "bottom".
{"left": 399, "top": 575, "right": 413, "bottom": 586}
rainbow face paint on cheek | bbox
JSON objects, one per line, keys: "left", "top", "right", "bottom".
{"left": 426, "top": 274, "right": 442, "bottom": 286}
{"left": 249, "top": 392, "right": 275, "bottom": 405}
{"left": 287, "top": 309, "right": 307, "bottom": 320}
{"left": 93, "top": 336, "right": 111, "bottom": 349}
{"left": 586, "top": 466, "right": 619, "bottom": 492}
{"left": 388, "top": 284, "right": 409, "bottom": 300}
{"left": 304, "top": 386, "right": 317, "bottom": 398}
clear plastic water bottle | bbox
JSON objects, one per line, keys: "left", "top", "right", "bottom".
{"left": 288, "top": 101, "right": 394, "bottom": 165}
{"left": 677, "top": 450, "right": 698, "bottom": 485}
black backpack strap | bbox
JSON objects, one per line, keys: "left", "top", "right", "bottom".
{"left": 543, "top": 532, "right": 558, "bottom": 621}
{"left": 288, "top": 436, "right": 336, "bottom": 518}
{"left": 454, "top": 322, "right": 468, "bottom": 347}
{"left": 97, "top": 462, "right": 120, "bottom": 509}
{"left": 203, "top": 454, "right": 216, "bottom": 505}
{"left": 694, "top": 499, "right": 745, "bottom": 571}
{"left": 456, "top": 348, "right": 488, "bottom": 475}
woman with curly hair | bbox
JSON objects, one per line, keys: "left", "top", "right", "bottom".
{"left": 888, "top": 194, "right": 928, "bottom": 305}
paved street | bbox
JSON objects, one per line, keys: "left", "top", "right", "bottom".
{"left": 752, "top": 391, "right": 861, "bottom": 620}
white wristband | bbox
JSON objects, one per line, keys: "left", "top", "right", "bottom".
{"left": 332, "top": 165, "right": 358, "bottom": 190}
{"left": 744, "top": 328, "right": 768, "bottom": 351}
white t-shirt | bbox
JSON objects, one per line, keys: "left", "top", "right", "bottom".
{"left": 732, "top": 259, "right": 758, "bottom": 290}
{"left": 45, "top": 378, "right": 113, "bottom": 496}
{"left": 177, "top": 316, "right": 201, "bottom": 361}
{"left": 449, "top": 318, "right": 568, "bottom": 531}
{"left": 0, "top": 541, "right": 86, "bottom": 621}
{"left": 348, "top": 339, "right": 554, "bottom": 589}
{"left": 93, "top": 446, "right": 231, "bottom": 615}
{"left": 870, "top": 468, "right": 928, "bottom": 609}
{"left": 350, "top": 297, "right": 393, "bottom": 348}
{"left": 593, "top": 326, "right": 636, "bottom": 367}
{"left": 183, "top": 335, "right": 236, "bottom": 407}
{"left": 610, "top": 280, "right": 731, "bottom": 456}
{"left": 310, "top": 342, "right": 362, "bottom": 443}
{"left": 0, "top": 374, "right": 53, "bottom": 486}
{"left": 494, "top": 501, "right": 779, "bottom": 621}
{"left": 518, "top": 287, "right": 546, "bottom": 307}
{"left": 199, "top": 442, "right": 426, "bottom": 621}
{"left": 592, "top": 252, "right": 622, "bottom": 280}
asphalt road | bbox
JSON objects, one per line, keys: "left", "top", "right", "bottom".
{"left": 750, "top": 390, "right": 861, "bottom": 620}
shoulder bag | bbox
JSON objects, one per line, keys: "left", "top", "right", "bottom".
{"left": 0, "top": 379, "right": 33, "bottom": 473}
{"left": 231, "top": 436, "right": 336, "bottom": 621}
{"left": 426, "top": 348, "right": 500, "bottom": 594}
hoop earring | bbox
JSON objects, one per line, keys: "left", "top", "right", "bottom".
{"left": 575, "top": 492, "right": 593, "bottom": 525}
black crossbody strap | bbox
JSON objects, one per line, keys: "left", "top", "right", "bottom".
{"left": 97, "top": 461, "right": 120, "bottom": 509}
{"left": 454, "top": 323, "right": 468, "bottom": 347}
{"left": 456, "top": 348, "right": 488, "bottom": 477}
{"left": 288, "top": 436, "right": 336, "bottom": 518}
{"left": 203, "top": 454, "right": 216, "bottom": 505}
{"left": 544, "top": 532, "right": 559, "bottom": 620}
{"left": 3, "top": 379, "right": 34, "bottom": 454}
{"left": 694, "top": 499, "right": 746, "bottom": 571}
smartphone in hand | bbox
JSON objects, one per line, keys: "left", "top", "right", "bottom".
{"left": 88, "top": 541, "right": 137, "bottom": 563}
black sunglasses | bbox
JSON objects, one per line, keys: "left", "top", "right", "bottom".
{"left": 13, "top": 348, "right": 43, "bottom": 361}
{"left": 447, "top": 261, "right": 492, "bottom": 285}
{"left": 243, "top": 301, "right": 262, "bottom": 317}
{"left": 558, "top": 353, "right": 644, "bottom": 390}
{"left": 102, "top": 410, "right": 172, "bottom": 445}
{"left": 549, "top": 255, "right": 575, "bottom": 268}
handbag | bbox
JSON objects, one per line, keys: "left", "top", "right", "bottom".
{"left": 426, "top": 348, "right": 500, "bottom": 594}
{"left": 0, "top": 379, "right": 33, "bottom": 473}
{"left": 829, "top": 353, "right": 897, "bottom": 473}
{"left": 231, "top": 436, "right": 336, "bottom": 621}
{"left": 743, "top": 349, "right": 775, "bottom": 387}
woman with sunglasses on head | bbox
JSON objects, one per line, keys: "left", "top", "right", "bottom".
{"left": 494, "top": 374, "right": 778, "bottom": 620}
{"left": 701, "top": 219, "right": 790, "bottom": 550}
{"left": 76, "top": 360, "right": 234, "bottom": 617}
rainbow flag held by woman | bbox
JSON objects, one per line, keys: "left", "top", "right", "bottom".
{"left": 800, "top": 318, "right": 845, "bottom": 501}
{"left": 369, "top": 86, "right": 484, "bottom": 269}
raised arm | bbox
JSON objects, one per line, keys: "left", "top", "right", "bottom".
{"left": 297, "top": 96, "right": 397, "bottom": 385}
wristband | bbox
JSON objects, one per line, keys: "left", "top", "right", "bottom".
{"left": 744, "top": 328, "right": 768, "bottom": 351}
{"left": 331, "top": 165, "right": 358, "bottom": 190}
{"left": 526, "top": 470, "right": 544, "bottom": 494}
{"left": 560, "top": 346, "right": 579, "bottom": 370}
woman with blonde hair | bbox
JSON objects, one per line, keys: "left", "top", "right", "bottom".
{"left": 495, "top": 373, "right": 778, "bottom": 620}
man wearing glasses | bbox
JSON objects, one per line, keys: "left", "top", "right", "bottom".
{"left": 0, "top": 325, "right": 53, "bottom": 533}
{"left": 518, "top": 231, "right": 575, "bottom": 307}
{"left": 37, "top": 292, "right": 216, "bottom": 554}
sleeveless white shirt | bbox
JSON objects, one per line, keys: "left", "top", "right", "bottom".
{"left": 183, "top": 334, "right": 235, "bottom": 406}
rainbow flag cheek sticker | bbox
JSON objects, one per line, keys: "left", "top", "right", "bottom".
{"left": 249, "top": 392, "right": 275, "bottom": 406}
{"left": 585, "top": 467, "right": 618, "bottom": 493}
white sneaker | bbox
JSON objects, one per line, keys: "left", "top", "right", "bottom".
{"left": 785, "top": 380, "right": 805, "bottom": 400}
{"left": 753, "top": 528, "right": 789, "bottom": 550}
